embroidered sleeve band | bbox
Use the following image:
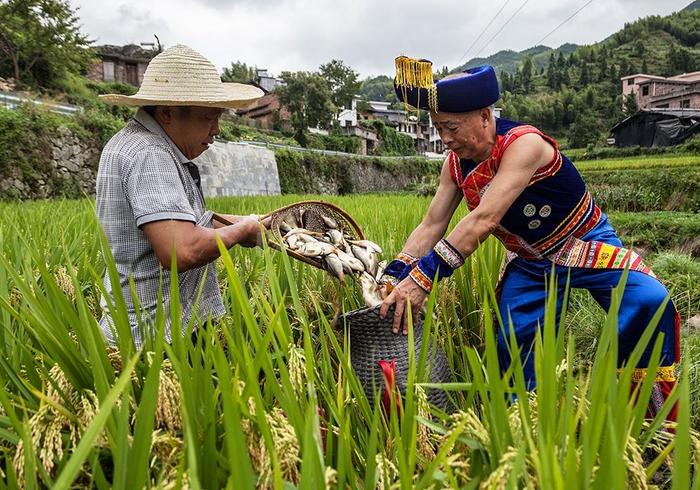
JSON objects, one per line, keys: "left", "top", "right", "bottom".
{"left": 434, "top": 239, "right": 465, "bottom": 269}
{"left": 409, "top": 240, "right": 465, "bottom": 293}
{"left": 381, "top": 252, "right": 419, "bottom": 285}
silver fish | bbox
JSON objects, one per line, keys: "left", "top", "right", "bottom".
{"left": 285, "top": 235, "right": 300, "bottom": 250}
{"left": 336, "top": 249, "right": 365, "bottom": 272}
{"left": 279, "top": 221, "right": 292, "bottom": 233}
{"left": 325, "top": 229, "right": 343, "bottom": 246}
{"left": 324, "top": 253, "right": 345, "bottom": 281}
{"left": 359, "top": 272, "right": 382, "bottom": 308}
{"left": 375, "top": 260, "right": 387, "bottom": 281}
{"left": 349, "top": 239, "right": 383, "bottom": 254}
{"left": 315, "top": 242, "right": 337, "bottom": 255}
{"left": 321, "top": 215, "right": 338, "bottom": 229}
{"left": 296, "top": 233, "right": 318, "bottom": 243}
{"left": 297, "top": 241, "right": 325, "bottom": 257}
{"left": 350, "top": 244, "right": 373, "bottom": 273}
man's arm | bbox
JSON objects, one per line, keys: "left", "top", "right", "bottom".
{"left": 142, "top": 216, "right": 265, "bottom": 272}
{"left": 380, "top": 133, "right": 555, "bottom": 333}
{"left": 399, "top": 157, "right": 464, "bottom": 257}
{"left": 211, "top": 213, "right": 247, "bottom": 229}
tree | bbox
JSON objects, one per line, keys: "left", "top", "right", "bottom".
{"left": 568, "top": 110, "right": 600, "bottom": 148}
{"left": 277, "top": 71, "right": 335, "bottom": 145}
{"left": 0, "top": 0, "right": 93, "bottom": 89}
{"left": 221, "top": 61, "right": 256, "bottom": 83}
{"left": 520, "top": 57, "right": 534, "bottom": 93}
{"left": 359, "top": 75, "right": 398, "bottom": 104}
{"left": 546, "top": 53, "right": 557, "bottom": 89}
{"left": 319, "top": 59, "right": 360, "bottom": 111}
{"left": 578, "top": 63, "right": 590, "bottom": 87}
{"left": 623, "top": 92, "right": 639, "bottom": 116}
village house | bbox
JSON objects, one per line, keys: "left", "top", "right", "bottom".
{"left": 621, "top": 70, "right": 700, "bottom": 110}
{"left": 235, "top": 93, "right": 291, "bottom": 131}
{"left": 87, "top": 44, "right": 158, "bottom": 87}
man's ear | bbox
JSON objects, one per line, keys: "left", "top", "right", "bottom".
{"left": 155, "top": 106, "right": 174, "bottom": 126}
{"left": 480, "top": 107, "right": 491, "bottom": 127}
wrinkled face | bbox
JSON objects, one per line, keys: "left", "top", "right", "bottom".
{"left": 157, "top": 106, "right": 224, "bottom": 160}
{"left": 430, "top": 108, "right": 494, "bottom": 161}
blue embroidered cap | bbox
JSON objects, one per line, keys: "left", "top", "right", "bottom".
{"left": 394, "top": 57, "right": 499, "bottom": 113}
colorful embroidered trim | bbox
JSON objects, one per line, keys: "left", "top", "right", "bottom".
{"left": 549, "top": 237, "right": 656, "bottom": 277}
{"left": 434, "top": 239, "right": 464, "bottom": 269}
{"left": 622, "top": 364, "right": 677, "bottom": 383}
{"left": 409, "top": 263, "right": 434, "bottom": 293}
{"left": 397, "top": 252, "right": 418, "bottom": 266}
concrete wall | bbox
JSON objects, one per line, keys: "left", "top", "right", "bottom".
{"left": 194, "top": 141, "right": 281, "bottom": 197}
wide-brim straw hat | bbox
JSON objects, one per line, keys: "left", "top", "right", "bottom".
{"left": 99, "top": 44, "right": 263, "bottom": 109}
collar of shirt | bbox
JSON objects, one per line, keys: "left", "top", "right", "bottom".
{"left": 133, "top": 108, "right": 190, "bottom": 165}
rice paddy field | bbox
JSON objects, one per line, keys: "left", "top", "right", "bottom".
{"left": 0, "top": 193, "right": 699, "bottom": 489}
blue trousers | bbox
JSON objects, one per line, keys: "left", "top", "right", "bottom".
{"left": 497, "top": 215, "right": 679, "bottom": 387}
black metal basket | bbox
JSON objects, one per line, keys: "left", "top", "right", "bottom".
{"left": 338, "top": 305, "right": 456, "bottom": 413}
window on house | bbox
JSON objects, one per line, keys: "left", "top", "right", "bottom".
{"left": 681, "top": 99, "right": 690, "bottom": 108}
{"left": 657, "top": 104, "right": 669, "bottom": 109}
{"left": 642, "top": 85, "right": 649, "bottom": 96}
{"left": 627, "top": 79, "right": 634, "bottom": 86}
{"left": 103, "top": 61, "right": 115, "bottom": 81}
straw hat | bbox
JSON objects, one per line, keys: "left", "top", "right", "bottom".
{"left": 99, "top": 44, "right": 263, "bottom": 109}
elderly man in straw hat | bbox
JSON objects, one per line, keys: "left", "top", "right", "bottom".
{"left": 96, "top": 44, "right": 266, "bottom": 347}
{"left": 379, "top": 57, "right": 680, "bottom": 420}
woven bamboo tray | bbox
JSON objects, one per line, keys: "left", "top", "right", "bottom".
{"left": 214, "top": 200, "right": 365, "bottom": 271}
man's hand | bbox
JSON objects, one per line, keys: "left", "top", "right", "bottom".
{"left": 237, "top": 215, "right": 271, "bottom": 248}
{"left": 379, "top": 277, "right": 428, "bottom": 335}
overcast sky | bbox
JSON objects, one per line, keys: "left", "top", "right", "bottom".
{"left": 69, "top": 0, "right": 693, "bottom": 78}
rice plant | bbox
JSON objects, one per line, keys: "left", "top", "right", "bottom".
{"left": 0, "top": 196, "right": 697, "bottom": 488}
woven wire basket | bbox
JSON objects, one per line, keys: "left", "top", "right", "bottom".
{"left": 338, "top": 305, "right": 456, "bottom": 413}
{"left": 265, "top": 200, "right": 365, "bottom": 270}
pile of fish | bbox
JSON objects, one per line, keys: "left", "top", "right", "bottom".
{"left": 277, "top": 208, "right": 385, "bottom": 307}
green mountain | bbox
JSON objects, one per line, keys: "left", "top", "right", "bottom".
{"left": 494, "top": 6, "right": 700, "bottom": 147}
{"left": 684, "top": 0, "right": 700, "bottom": 10}
{"left": 454, "top": 43, "right": 579, "bottom": 75}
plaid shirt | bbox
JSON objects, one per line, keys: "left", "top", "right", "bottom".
{"left": 96, "top": 108, "right": 225, "bottom": 347}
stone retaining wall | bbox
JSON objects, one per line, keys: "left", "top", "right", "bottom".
{"left": 194, "top": 141, "right": 281, "bottom": 197}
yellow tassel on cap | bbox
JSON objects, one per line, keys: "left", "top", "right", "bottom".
{"left": 395, "top": 56, "right": 434, "bottom": 89}
{"left": 395, "top": 56, "right": 438, "bottom": 114}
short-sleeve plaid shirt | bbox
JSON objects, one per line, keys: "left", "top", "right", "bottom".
{"left": 96, "top": 108, "right": 225, "bottom": 347}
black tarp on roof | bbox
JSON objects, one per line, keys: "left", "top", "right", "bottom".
{"left": 609, "top": 109, "right": 700, "bottom": 147}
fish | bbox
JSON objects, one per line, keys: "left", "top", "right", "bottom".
{"left": 359, "top": 272, "right": 382, "bottom": 307}
{"left": 315, "top": 242, "right": 337, "bottom": 255}
{"left": 336, "top": 249, "right": 365, "bottom": 272}
{"left": 283, "top": 228, "right": 308, "bottom": 239}
{"left": 325, "top": 229, "right": 344, "bottom": 246}
{"left": 375, "top": 260, "right": 387, "bottom": 281}
{"left": 321, "top": 215, "right": 338, "bottom": 229}
{"left": 349, "top": 239, "right": 383, "bottom": 254}
{"left": 285, "top": 234, "right": 300, "bottom": 250}
{"left": 350, "top": 244, "right": 373, "bottom": 273}
{"left": 324, "top": 253, "right": 345, "bottom": 281}
{"left": 297, "top": 242, "right": 325, "bottom": 257}
{"left": 296, "top": 233, "right": 318, "bottom": 243}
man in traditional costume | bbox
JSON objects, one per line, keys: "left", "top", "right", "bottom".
{"left": 379, "top": 57, "right": 680, "bottom": 419}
